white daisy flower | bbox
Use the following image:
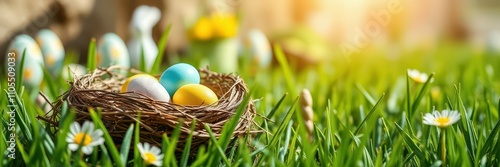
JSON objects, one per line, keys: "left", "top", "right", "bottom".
{"left": 423, "top": 110, "right": 461, "bottom": 128}
{"left": 137, "top": 142, "right": 164, "bottom": 166}
{"left": 66, "top": 121, "right": 104, "bottom": 155}
{"left": 407, "top": 69, "right": 433, "bottom": 83}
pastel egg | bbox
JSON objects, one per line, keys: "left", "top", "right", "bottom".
{"left": 173, "top": 84, "right": 218, "bottom": 106}
{"left": 120, "top": 74, "right": 157, "bottom": 93}
{"left": 246, "top": 29, "right": 272, "bottom": 67}
{"left": 97, "top": 33, "right": 130, "bottom": 68}
{"left": 36, "top": 29, "right": 65, "bottom": 77}
{"left": 159, "top": 63, "right": 200, "bottom": 95}
{"left": 125, "top": 76, "right": 170, "bottom": 102}
{"left": 62, "top": 63, "right": 87, "bottom": 81}
{"left": 6, "top": 34, "right": 44, "bottom": 88}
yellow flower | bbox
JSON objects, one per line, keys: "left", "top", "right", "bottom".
{"left": 137, "top": 142, "right": 164, "bottom": 166}
{"left": 423, "top": 110, "right": 460, "bottom": 128}
{"left": 66, "top": 121, "right": 104, "bottom": 155}
{"left": 191, "top": 17, "right": 214, "bottom": 41}
{"left": 407, "top": 69, "right": 433, "bottom": 83}
{"left": 211, "top": 13, "right": 238, "bottom": 38}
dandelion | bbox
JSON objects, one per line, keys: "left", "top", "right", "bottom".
{"left": 423, "top": 110, "right": 460, "bottom": 128}
{"left": 137, "top": 142, "right": 164, "bottom": 166}
{"left": 407, "top": 69, "right": 433, "bottom": 83}
{"left": 66, "top": 121, "right": 104, "bottom": 155}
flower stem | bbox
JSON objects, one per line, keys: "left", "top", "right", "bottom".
{"left": 440, "top": 128, "right": 446, "bottom": 166}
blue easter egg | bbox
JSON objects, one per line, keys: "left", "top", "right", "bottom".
{"left": 159, "top": 63, "right": 200, "bottom": 95}
{"left": 247, "top": 29, "right": 272, "bottom": 67}
{"left": 6, "top": 34, "right": 44, "bottom": 88}
{"left": 36, "top": 29, "right": 65, "bottom": 77}
{"left": 97, "top": 33, "right": 130, "bottom": 68}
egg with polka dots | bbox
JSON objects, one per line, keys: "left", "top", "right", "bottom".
{"left": 97, "top": 33, "right": 130, "bottom": 68}
{"left": 5, "top": 34, "right": 44, "bottom": 88}
{"left": 36, "top": 29, "right": 65, "bottom": 77}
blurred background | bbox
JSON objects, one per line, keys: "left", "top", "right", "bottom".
{"left": 1, "top": 0, "right": 500, "bottom": 64}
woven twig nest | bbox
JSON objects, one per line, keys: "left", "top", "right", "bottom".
{"left": 48, "top": 65, "right": 257, "bottom": 153}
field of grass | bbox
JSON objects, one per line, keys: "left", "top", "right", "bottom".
{"left": 2, "top": 35, "right": 500, "bottom": 167}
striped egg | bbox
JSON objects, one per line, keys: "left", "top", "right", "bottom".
{"left": 6, "top": 34, "right": 44, "bottom": 88}
{"left": 36, "top": 29, "right": 65, "bottom": 77}
{"left": 97, "top": 33, "right": 130, "bottom": 68}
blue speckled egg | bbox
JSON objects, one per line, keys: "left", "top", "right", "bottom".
{"left": 6, "top": 34, "right": 44, "bottom": 88}
{"left": 159, "top": 63, "right": 200, "bottom": 95}
{"left": 246, "top": 29, "right": 272, "bottom": 67}
{"left": 36, "top": 29, "right": 65, "bottom": 77}
{"left": 97, "top": 33, "right": 130, "bottom": 68}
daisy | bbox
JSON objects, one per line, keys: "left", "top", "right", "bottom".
{"left": 407, "top": 69, "right": 433, "bottom": 83}
{"left": 66, "top": 121, "right": 104, "bottom": 155}
{"left": 423, "top": 110, "right": 461, "bottom": 128}
{"left": 137, "top": 142, "right": 164, "bottom": 166}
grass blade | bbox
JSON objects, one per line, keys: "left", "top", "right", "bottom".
{"left": 152, "top": 23, "right": 172, "bottom": 73}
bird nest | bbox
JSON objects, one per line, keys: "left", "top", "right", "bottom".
{"left": 45, "top": 65, "right": 258, "bottom": 154}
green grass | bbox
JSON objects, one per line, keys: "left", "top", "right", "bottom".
{"left": 1, "top": 34, "right": 500, "bottom": 166}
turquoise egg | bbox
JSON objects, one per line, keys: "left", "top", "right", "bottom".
{"left": 97, "top": 33, "right": 130, "bottom": 68}
{"left": 159, "top": 63, "right": 200, "bottom": 95}
{"left": 247, "top": 29, "right": 272, "bottom": 67}
{"left": 36, "top": 29, "right": 65, "bottom": 77}
{"left": 6, "top": 34, "right": 44, "bottom": 88}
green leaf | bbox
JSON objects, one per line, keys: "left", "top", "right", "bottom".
{"left": 86, "top": 38, "right": 97, "bottom": 71}
{"left": 180, "top": 119, "right": 196, "bottom": 167}
{"left": 395, "top": 123, "right": 425, "bottom": 160}
{"left": 89, "top": 109, "right": 123, "bottom": 167}
{"left": 152, "top": 23, "right": 172, "bottom": 73}
{"left": 120, "top": 124, "right": 134, "bottom": 165}
{"left": 16, "top": 48, "right": 27, "bottom": 91}
{"left": 354, "top": 93, "right": 385, "bottom": 135}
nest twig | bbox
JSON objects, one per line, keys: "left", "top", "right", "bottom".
{"left": 46, "top": 65, "right": 258, "bottom": 153}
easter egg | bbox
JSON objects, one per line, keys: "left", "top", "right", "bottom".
{"left": 6, "top": 34, "right": 44, "bottom": 88}
{"left": 36, "top": 29, "right": 65, "bottom": 77}
{"left": 159, "top": 63, "right": 200, "bottom": 95}
{"left": 62, "top": 64, "right": 87, "bottom": 81}
{"left": 97, "top": 33, "right": 130, "bottom": 68}
{"left": 246, "top": 29, "right": 272, "bottom": 67}
{"left": 125, "top": 76, "right": 170, "bottom": 102}
{"left": 173, "top": 84, "right": 218, "bottom": 106}
{"left": 120, "top": 74, "right": 157, "bottom": 93}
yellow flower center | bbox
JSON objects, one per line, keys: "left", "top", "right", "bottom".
{"left": 436, "top": 117, "right": 450, "bottom": 126}
{"left": 143, "top": 152, "right": 157, "bottom": 164}
{"left": 74, "top": 132, "right": 92, "bottom": 146}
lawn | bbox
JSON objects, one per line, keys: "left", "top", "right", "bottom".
{"left": 2, "top": 36, "right": 500, "bottom": 167}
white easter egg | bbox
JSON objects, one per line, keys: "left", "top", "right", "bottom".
{"left": 127, "top": 76, "right": 170, "bottom": 102}
{"left": 6, "top": 34, "right": 44, "bottom": 88}
{"left": 36, "top": 29, "right": 65, "bottom": 77}
{"left": 62, "top": 64, "right": 87, "bottom": 81}
{"left": 97, "top": 33, "right": 130, "bottom": 68}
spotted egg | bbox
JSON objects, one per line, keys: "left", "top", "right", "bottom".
{"left": 159, "top": 63, "right": 200, "bottom": 95}
{"left": 246, "top": 29, "right": 272, "bottom": 67}
{"left": 97, "top": 33, "right": 130, "bottom": 68}
{"left": 6, "top": 34, "right": 44, "bottom": 88}
{"left": 123, "top": 74, "right": 170, "bottom": 102}
{"left": 173, "top": 84, "right": 218, "bottom": 106}
{"left": 36, "top": 29, "right": 65, "bottom": 77}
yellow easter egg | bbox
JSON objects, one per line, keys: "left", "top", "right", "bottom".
{"left": 173, "top": 84, "right": 218, "bottom": 106}
{"left": 121, "top": 74, "right": 157, "bottom": 93}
